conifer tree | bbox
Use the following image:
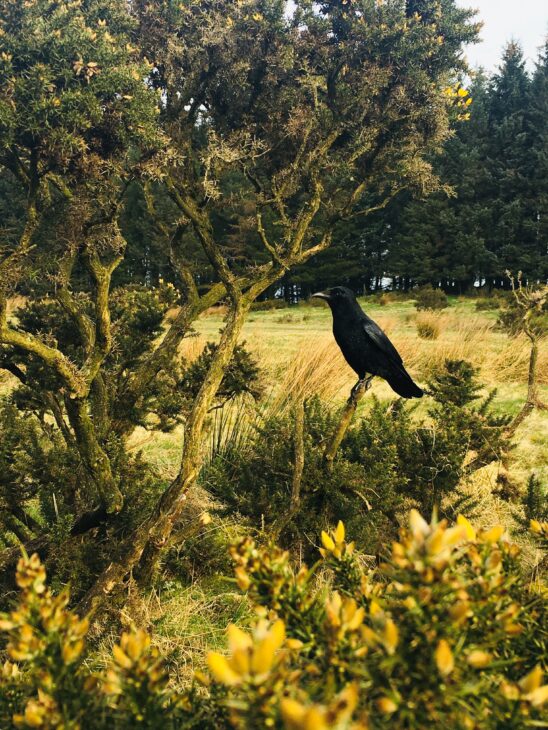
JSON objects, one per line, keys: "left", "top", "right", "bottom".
{"left": 485, "top": 43, "right": 536, "bottom": 283}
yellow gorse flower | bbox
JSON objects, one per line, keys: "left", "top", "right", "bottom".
{"left": 103, "top": 628, "right": 167, "bottom": 699}
{"left": 529, "top": 520, "right": 548, "bottom": 541}
{"left": 325, "top": 591, "right": 366, "bottom": 641}
{"left": 207, "top": 619, "right": 286, "bottom": 686}
{"left": 13, "top": 690, "right": 61, "bottom": 729}
{"left": 377, "top": 696, "right": 398, "bottom": 714}
{"left": 501, "top": 666, "right": 548, "bottom": 708}
{"left": 396, "top": 511, "right": 471, "bottom": 570}
{"left": 466, "top": 650, "right": 492, "bottom": 668}
{"left": 281, "top": 683, "right": 361, "bottom": 730}
{"left": 435, "top": 639, "right": 454, "bottom": 677}
{"left": 320, "top": 521, "right": 355, "bottom": 559}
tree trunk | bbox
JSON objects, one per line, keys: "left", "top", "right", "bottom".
{"left": 77, "top": 299, "right": 249, "bottom": 615}
{"left": 65, "top": 398, "right": 123, "bottom": 514}
{"left": 507, "top": 334, "right": 545, "bottom": 434}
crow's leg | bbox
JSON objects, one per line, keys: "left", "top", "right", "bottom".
{"left": 349, "top": 375, "right": 374, "bottom": 402}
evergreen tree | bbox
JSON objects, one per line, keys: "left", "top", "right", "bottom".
{"left": 387, "top": 73, "right": 494, "bottom": 292}
{"left": 485, "top": 43, "right": 537, "bottom": 283}
{"left": 526, "top": 40, "right": 548, "bottom": 281}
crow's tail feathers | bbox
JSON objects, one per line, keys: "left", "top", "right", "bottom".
{"left": 386, "top": 366, "right": 423, "bottom": 399}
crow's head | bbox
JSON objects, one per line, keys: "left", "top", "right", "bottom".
{"left": 311, "top": 286, "right": 357, "bottom": 311}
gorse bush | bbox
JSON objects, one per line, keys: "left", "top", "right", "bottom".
{"left": 475, "top": 298, "right": 502, "bottom": 311}
{"left": 0, "top": 286, "right": 261, "bottom": 597}
{"left": 497, "top": 287, "right": 548, "bottom": 336}
{"left": 414, "top": 286, "right": 449, "bottom": 311}
{"left": 1, "top": 513, "right": 546, "bottom": 728}
{"left": 203, "top": 360, "right": 512, "bottom": 556}
{"left": 250, "top": 299, "right": 288, "bottom": 311}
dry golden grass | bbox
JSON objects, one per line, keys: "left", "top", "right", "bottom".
{"left": 415, "top": 312, "right": 441, "bottom": 340}
{"left": 179, "top": 332, "right": 208, "bottom": 364}
{"left": 5, "top": 295, "right": 26, "bottom": 318}
{"left": 265, "top": 337, "right": 349, "bottom": 413}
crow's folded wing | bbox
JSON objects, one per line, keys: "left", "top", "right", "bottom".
{"left": 363, "top": 320, "right": 403, "bottom": 366}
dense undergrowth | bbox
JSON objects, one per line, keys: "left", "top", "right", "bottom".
{"left": 202, "top": 359, "right": 513, "bottom": 559}
{"left": 1, "top": 307, "right": 546, "bottom": 728}
{"left": 1, "top": 512, "right": 546, "bottom": 729}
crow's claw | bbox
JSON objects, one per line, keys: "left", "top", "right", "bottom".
{"left": 349, "top": 376, "right": 373, "bottom": 402}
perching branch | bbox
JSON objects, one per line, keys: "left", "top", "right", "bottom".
{"left": 324, "top": 378, "right": 371, "bottom": 471}
{"left": 504, "top": 272, "right": 547, "bottom": 435}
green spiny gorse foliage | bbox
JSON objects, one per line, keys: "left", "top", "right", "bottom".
{"left": 203, "top": 359, "right": 512, "bottom": 556}
{"left": 0, "top": 285, "right": 261, "bottom": 595}
{"left": 413, "top": 285, "right": 449, "bottom": 311}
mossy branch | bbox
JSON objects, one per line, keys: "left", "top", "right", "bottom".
{"left": 324, "top": 379, "right": 371, "bottom": 471}
{"left": 505, "top": 272, "right": 547, "bottom": 435}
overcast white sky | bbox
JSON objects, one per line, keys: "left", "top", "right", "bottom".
{"left": 459, "top": 0, "right": 547, "bottom": 71}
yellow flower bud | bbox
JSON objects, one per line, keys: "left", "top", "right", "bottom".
{"left": 112, "top": 644, "right": 133, "bottom": 670}
{"left": 457, "top": 514, "right": 476, "bottom": 540}
{"left": 62, "top": 639, "right": 84, "bottom": 664}
{"left": 321, "top": 531, "right": 335, "bottom": 552}
{"left": 377, "top": 697, "right": 398, "bottom": 714}
{"left": 207, "top": 652, "right": 241, "bottom": 685}
{"left": 435, "top": 639, "right": 454, "bottom": 677}
{"left": 525, "top": 685, "right": 548, "bottom": 707}
{"left": 519, "top": 665, "right": 543, "bottom": 693}
{"left": 286, "top": 638, "right": 304, "bottom": 650}
{"left": 227, "top": 624, "right": 252, "bottom": 653}
{"left": 235, "top": 567, "right": 250, "bottom": 591}
{"left": 333, "top": 520, "right": 345, "bottom": 543}
{"left": 281, "top": 698, "right": 306, "bottom": 726}
{"left": 466, "top": 650, "right": 492, "bottom": 668}
{"left": 383, "top": 619, "right": 398, "bottom": 654}
{"left": 482, "top": 525, "right": 504, "bottom": 543}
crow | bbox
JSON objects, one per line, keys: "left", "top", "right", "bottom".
{"left": 312, "top": 286, "right": 423, "bottom": 398}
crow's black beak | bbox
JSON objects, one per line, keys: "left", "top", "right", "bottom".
{"left": 311, "top": 291, "right": 331, "bottom": 301}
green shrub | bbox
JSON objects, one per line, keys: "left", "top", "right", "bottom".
{"left": 0, "top": 289, "right": 262, "bottom": 596}
{"left": 202, "top": 361, "right": 512, "bottom": 554}
{"left": 250, "top": 299, "right": 288, "bottom": 311}
{"left": 413, "top": 285, "right": 449, "bottom": 311}
{"left": 475, "top": 298, "right": 502, "bottom": 311}
{"left": 181, "top": 342, "right": 262, "bottom": 406}
{"left": 513, "top": 473, "right": 548, "bottom": 534}
{"left": 497, "top": 291, "right": 548, "bottom": 336}
{"left": 304, "top": 296, "right": 329, "bottom": 308}
{"left": 374, "top": 291, "right": 415, "bottom": 305}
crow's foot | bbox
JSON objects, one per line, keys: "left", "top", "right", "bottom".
{"left": 349, "top": 376, "right": 373, "bottom": 403}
